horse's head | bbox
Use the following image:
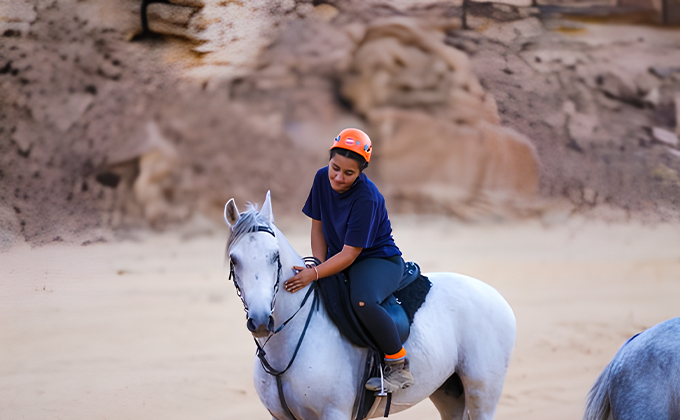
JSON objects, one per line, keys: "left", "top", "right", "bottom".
{"left": 225, "top": 191, "right": 282, "bottom": 338}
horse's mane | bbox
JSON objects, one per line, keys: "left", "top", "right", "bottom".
{"left": 227, "top": 204, "right": 272, "bottom": 252}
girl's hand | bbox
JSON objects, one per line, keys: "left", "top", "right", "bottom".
{"left": 284, "top": 266, "right": 317, "bottom": 293}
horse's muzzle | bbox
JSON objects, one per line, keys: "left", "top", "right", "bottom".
{"left": 247, "top": 315, "right": 275, "bottom": 338}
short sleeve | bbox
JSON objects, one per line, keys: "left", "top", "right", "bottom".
{"left": 344, "top": 197, "right": 379, "bottom": 249}
{"left": 302, "top": 170, "right": 322, "bottom": 220}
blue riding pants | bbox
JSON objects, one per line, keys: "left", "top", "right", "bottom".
{"left": 346, "top": 255, "right": 404, "bottom": 356}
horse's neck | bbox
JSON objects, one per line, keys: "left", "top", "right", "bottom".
{"left": 258, "top": 225, "right": 345, "bottom": 369}
{"left": 252, "top": 225, "right": 322, "bottom": 362}
{"left": 272, "top": 225, "right": 310, "bottom": 320}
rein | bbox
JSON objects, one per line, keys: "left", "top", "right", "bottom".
{"left": 255, "top": 283, "right": 319, "bottom": 420}
{"left": 255, "top": 282, "right": 318, "bottom": 376}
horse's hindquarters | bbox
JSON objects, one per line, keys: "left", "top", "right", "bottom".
{"left": 389, "top": 273, "right": 516, "bottom": 419}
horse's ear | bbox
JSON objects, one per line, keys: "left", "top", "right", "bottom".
{"left": 260, "top": 190, "right": 274, "bottom": 224}
{"left": 224, "top": 199, "right": 239, "bottom": 227}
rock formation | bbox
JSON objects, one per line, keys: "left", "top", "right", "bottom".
{"left": 339, "top": 18, "right": 538, "bottom": 217}
{"left": 1, "top": 0, "right": 680, "bottom": 245}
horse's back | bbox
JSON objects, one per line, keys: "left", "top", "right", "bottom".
{"left": 586, "top": 317, "right": 680, "bottom": 420}
{"left": 418, "top": 272, "right": 516, "bottom": 342}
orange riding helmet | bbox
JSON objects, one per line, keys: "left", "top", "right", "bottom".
{"left": 330, "top": 128, "right": 372, "bottom": 163}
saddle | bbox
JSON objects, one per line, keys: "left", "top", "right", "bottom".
{"left": 316, "top": 261, "right": 432, "bottom": 420}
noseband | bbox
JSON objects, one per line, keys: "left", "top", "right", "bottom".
{"left": 228, "top": 225, "right": 282, "bottom": 317}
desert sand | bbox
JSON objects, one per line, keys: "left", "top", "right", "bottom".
{"left": 1, "top": 215, "right": 679, "bottom": 420}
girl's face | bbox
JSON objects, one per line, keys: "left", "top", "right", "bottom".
{"left": 328, "top": 154, "right": 361, "bottom": 193}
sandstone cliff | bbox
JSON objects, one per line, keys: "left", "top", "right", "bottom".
{"left": 1, "top": 0, "right": 679, "bottom": 246}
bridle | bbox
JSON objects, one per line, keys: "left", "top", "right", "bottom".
{"left": 227, "top": 225, "right": 318, "bottom": 345}
{"left": 228, "top": 225, "right": 281, "bottom": 317}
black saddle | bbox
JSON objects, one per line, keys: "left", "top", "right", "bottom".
{"left": 316, "top": 261, "right": 432, "bottom": 420}
{"left": 317, "top": 261, "right": 431, "bottom": 351}
{"left": 383, "top": 261, "right": 429, "bottom": 343}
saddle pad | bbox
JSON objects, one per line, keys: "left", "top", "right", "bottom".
{"left": 394, "top": 267, "right": 432, "bottom": 325}
{"left": 317, "top": 271, "right": 377, "bottom": 351}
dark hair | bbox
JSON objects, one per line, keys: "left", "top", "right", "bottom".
{"left": 329, "top": 148, "right": 369, "bottom": 171}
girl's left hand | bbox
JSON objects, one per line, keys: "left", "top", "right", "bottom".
{"left": 284, "top": 266, "right": 317, "bottom": 293}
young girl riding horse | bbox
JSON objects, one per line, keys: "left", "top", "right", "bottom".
{"left": 283, "top": 128, "right": 413, "bottom": 392}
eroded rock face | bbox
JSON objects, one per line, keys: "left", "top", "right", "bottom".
{"left": 2, "top": 0, "right": 680, "bottom": 245}
{"left": 464, "top": 14, "right": 680, "bottom": 215}
{"left": 0, "top": 0, "right": 175, "bottom": 244}
{"left": 339, "top": 18, "right": 538, "bottom": 216}
{"left": 370, "top": 112, "right": 538, "bottom": 216}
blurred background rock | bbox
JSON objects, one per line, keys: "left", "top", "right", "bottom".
{"left": 1, "top": 0, "right": 679, "bottom": 246}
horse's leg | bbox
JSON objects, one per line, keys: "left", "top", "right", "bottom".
{"left": 430, "top": 373, "right": 466, "bottom": 420}
{"left": 458, "top": 369, "right": 506, "bottom": 420}
{"left": 457, "top": 309, "right": 514, "bottom": 420}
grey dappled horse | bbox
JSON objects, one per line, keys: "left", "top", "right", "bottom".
{"left": 584, "top": 317, "right": 680, "bottom": 420}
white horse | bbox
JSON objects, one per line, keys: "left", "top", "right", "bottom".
{"left": 224, "top": 191, "right": 516, "bottom": 420}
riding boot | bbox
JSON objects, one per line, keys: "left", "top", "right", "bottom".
{"left": 365, "top": 358, "right": 414, "bottom": 392}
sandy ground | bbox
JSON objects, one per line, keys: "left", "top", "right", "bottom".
{"left": 1, "top": 215, "right": 680, "bottom": 420}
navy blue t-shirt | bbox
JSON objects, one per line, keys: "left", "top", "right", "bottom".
{"left": 302, "top": 166, "right": 401, "bottom": 261}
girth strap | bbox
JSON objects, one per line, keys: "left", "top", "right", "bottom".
{"left": 384, "top": 392, "right": 392, "bottom": 417}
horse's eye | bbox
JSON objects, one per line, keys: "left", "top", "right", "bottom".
{"left": 270, "top": 253, "right": 279, "bottom": 264}
{"left": 231, "top": 257, "right": 238, "bottom": 266}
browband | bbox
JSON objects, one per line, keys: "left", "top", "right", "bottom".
{"left": 250, "top": 225, "right": 275, "bottom": 237}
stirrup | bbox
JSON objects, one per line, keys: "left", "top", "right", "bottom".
{"left": 376, "top": 360, "right": 388, "bottom": 396}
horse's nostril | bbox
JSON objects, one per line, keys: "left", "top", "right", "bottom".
{"left": 246, "top": 318, "right": 257, "bottom": 332}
